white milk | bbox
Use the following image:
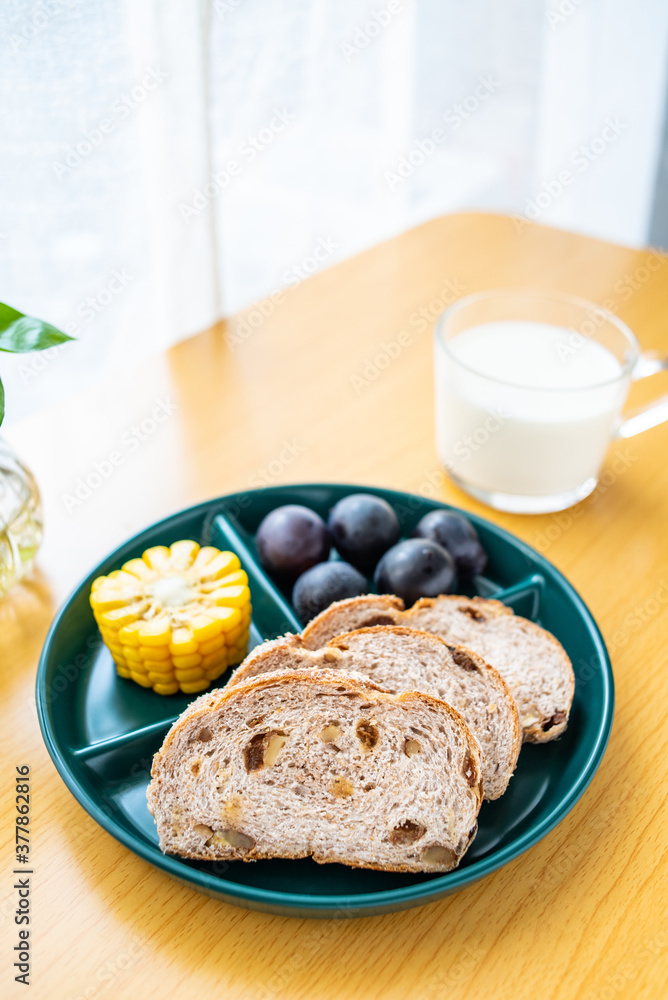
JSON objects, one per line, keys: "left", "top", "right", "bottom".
{"left": 435, "top": 321, "right": 627, "bottom": 496}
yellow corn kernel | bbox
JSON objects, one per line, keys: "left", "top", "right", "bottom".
{"left": 148, "top": 670, "right": 170, "bottom": 685}
{"left": 100, "top": 604, "right": 146, "bottom": 628}
{"left": 204, "top": 663, "right": 229, "bottom": 681}
{"left": 139, "top": 644, "right": 171, "bottom": 662}
{"left": 90, "top": 593, "right": 126, "bottom": 613}
{"left": 201, "top": 650, "right": 226, "bottom": 670}
{"left": 175, "top": 666, "right": 205, "bottom": 683}
{"left": 142, "top": 546, "right": 172, "bottom": 571}
{"left": 225, "top": 623, "right": 245, "bottom": 645}
{"left": 199, "top": 634, "right": 226, "bottom": 656}
{"left": 99, "top": 629, "right": 120, "bottom": 648}
{"left": 232, "top": 634, "right": 249, "bottom": 653}
{"left": 153, "top": 681, "right": 180, "bottom": 696}
{"left": 118, "top": 621, "right": 143, "bottom": 647}
{"left": 121, "top": 558, "right": 154, "bottom": 581}
{"left": 193, "top": 546, "right": 220, "bottom": 569}
{"left": 123, "top": 647, "right": 142, "bottom": 664}
{"left": 172, "top": 653, "right": 202, "bottom": 670}
{"left": 190, "top": 616, "right": 222, "bottom": 643}
{"left": 209, "top": 584, "right": 250, "bottom": 608}
{"left": 200, "top": 551, "right": 240, "bottom": 580}
{"left": 130, "top": 671, "right": 153, "bottom": 688}
{"left": 219, "top": 569, "right": 248, "bottom": 587}
{"left": 138, "top": 618, "right": 171, "bottom": 645}
{"left": 200, "top": 569, "right": 248, "bottom": 593}
{"left": 169, "top": 539, "right": 200, "bottom": 569}
{"left": 169, "top": 629, "right": 198, "bottom": 656}
{"left": 143, "top": 657, "right": 174, "bottom": 674}
{"left": 210, "top": 606, "right": 242, "bottom": 631}
{"left": 116, "top": 665, "right": 132, "bottom": 679}
{"left": 180, "top": 679, "right": 210, "bottom": 694}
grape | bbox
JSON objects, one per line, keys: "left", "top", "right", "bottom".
{"left": 374, "top": 538, "right": 457, "bottom": 606}
{"left": 255, "top": 505, "right": 330, "bottom": 579}
{"left": 328, "top": 494, "right": 400, "bottom": 573}
{"left": 412, "top": 510, "right": 487, "bottom": 577}
{"left": 292, "top": 561, "right": 368, "bottom": 624}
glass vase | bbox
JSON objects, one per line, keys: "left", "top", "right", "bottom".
{"left": 0, "top": 440, "right": 43, "bottom": 597}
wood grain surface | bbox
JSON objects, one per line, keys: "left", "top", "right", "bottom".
{"left": 2, "top": 213, "right": 667, "bottom": 1000}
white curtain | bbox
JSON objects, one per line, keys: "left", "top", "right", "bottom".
{"left": 1, "top": 0, "right": 667, "bottom": 423}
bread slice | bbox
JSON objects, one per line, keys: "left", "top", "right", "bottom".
{"left": 301, "top": 594, "right": 574, "bottom": 743}
{"left": 230, "top": 626, "right": 520, "bottom": 800}
{"left": 147, "top": 669, "right": 483, "bottom": 873}
{"left": 302, "top": 594, "right": 404, "bottom": 650}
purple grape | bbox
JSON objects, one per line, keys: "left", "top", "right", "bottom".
{"left": 292, "top": 561, "right": 368, "bottom": 624}
{"left": 255, "top": 505, "right": 330, "bottom": 579}
{"left": 328, "top": 494, "right": 400, "bottom": 573}
{"left": 412, "top": 510, "right": 487, "bottom": 578}
{"left": 374, "top": 538, "right": 457, "bottom": 606}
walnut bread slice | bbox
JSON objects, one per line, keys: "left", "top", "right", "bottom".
{"left": 230, "top": 626, "right": 521, "bottom": 800}
{"left": 147, "top": 669, "right": 483, "bottom": 873}
{"left": 301, "top": 594, "right": 575, "bottom": 743}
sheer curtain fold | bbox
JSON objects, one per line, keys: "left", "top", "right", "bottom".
{"left": 1, "top": 0, "right": 667, "bottom": 422}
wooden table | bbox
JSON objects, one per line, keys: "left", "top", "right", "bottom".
{"left": 2, "top": 213, "right": 667, "bottom": 1000}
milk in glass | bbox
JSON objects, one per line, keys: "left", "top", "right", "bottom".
{"left": 435, "top": 321, "right": 627, "bottom": 496}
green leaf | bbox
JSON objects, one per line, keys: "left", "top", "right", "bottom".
{"left": 0, "top": 303, "right": 75, "bottom": 353}
{"left": 0, "top": 375, "right": 4, "bottom": 427}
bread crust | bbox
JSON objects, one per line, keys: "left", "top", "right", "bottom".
{"left": 301, "top": 594, "right": 404, "bottom": 649}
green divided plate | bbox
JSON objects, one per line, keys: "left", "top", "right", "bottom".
{"left": 36, "top": 484, "right": 614, "bottom": 918}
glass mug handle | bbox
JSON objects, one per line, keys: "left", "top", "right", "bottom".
{"left": 615, "top": 353, "right": 668, "bottom": 439}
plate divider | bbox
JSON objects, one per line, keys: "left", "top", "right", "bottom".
{"left": 73, "top": 716, "right": 181, "bottom": 760}
{"left": 210, "top": 511, "right": 303, "bottom": 635}
{"left": 487, "top": 573, "right": 546, "bottom": 619}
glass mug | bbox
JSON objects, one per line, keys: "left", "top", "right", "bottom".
{"left": 434, "top": 288, "right": 668, "bottom": 514}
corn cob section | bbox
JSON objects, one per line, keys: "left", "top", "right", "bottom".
{"left": 89, "top": 540, "right": 252, "bottom": 695}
